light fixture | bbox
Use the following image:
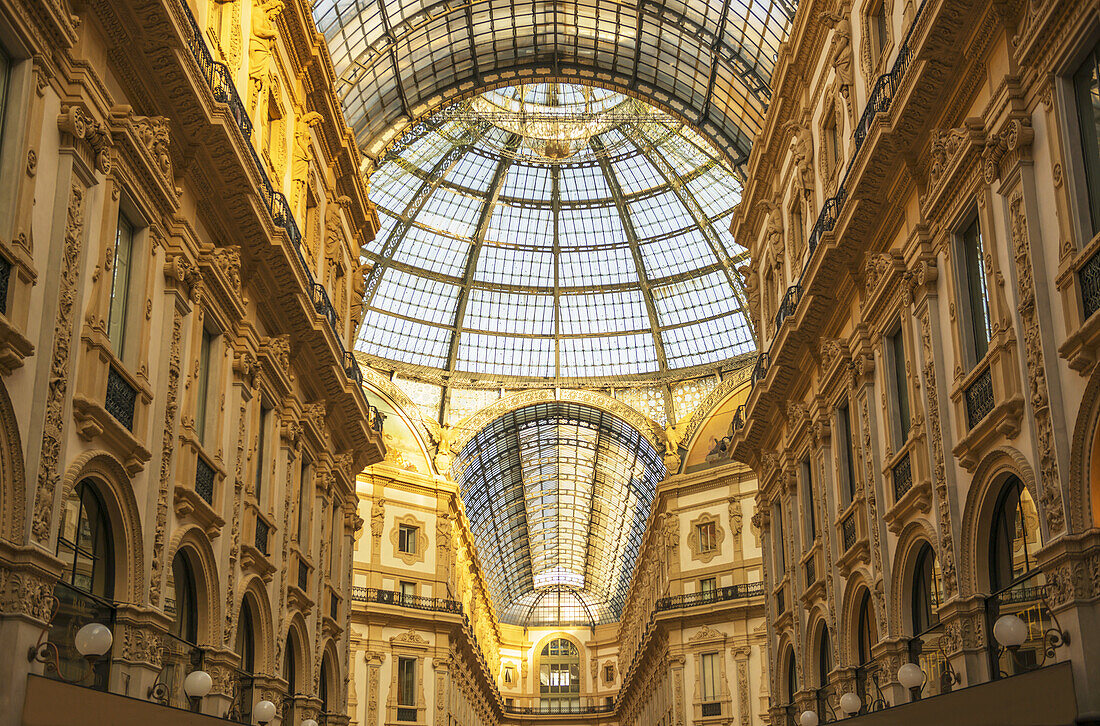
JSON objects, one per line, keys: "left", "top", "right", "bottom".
{"left": 993, "top": 614, "right": 1028, "bottom": 649}
{"left": 254, "top": 699, "right": 277, "bottom": 725}
{"left": 896, "top": 662, "right": 924, "bottom": 690}
{"left": 27, "top": 596, "right": 113, "bottom": 683}
{"left": 184, "top": 670, "right": 213, "bottom": 699}
{"left": 799, "top": 710, "right": 819, "bottom": 726}
{"left": 839, "top": 691, "right": 861, "bottom": 715}
{"left": 301, "top": 720, "right": 318, "bottom": 726}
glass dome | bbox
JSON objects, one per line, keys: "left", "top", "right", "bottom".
{"left": 355, "top": 83, "right": 755, "bottom": 384}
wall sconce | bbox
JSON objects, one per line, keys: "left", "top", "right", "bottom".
{"left": 993, "top": 608, "right": 1069, "bottom": 672}
{"left": 839, "top": 691, "right": 861, "bottom": 716}
{"left": 301, "top": 720, "right": 318, "bottom": 726}
{"left": 798, "top": 710, "right": 819, "bottom": 726}
{"left": 254, "top": 699, "right": 277, "bottom": 725}
{"left": 26, "top": 596, "right": 113, "bottom": 683}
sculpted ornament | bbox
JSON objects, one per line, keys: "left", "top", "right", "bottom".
{"left": 211, "top": 246, "right": 243, "bottom": 294}
{"left": 247, "top": 0, "right": 282, "bottom": 118}
{"left": 784, "top": 121, "right": 815, "bottom": 195}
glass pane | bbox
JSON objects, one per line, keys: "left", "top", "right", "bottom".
{"left": 1075, "top": 46, "right": 1100, "bottom": 235}
{"left": 108, "top": 214, "right": 135, "bottom": 354}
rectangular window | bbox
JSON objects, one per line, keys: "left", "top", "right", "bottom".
{"left": 399, "top": 580, "right": 416, "bottom": 598}
{"left": 195, "top": 327, "right": 214, "bottom": 444}
{"left": 255, "top": 405, "right": 270, "bottom": 503}
{"left": 330, "top": 502, "right": 339, "bottom": 578}
{"left": 838, "top": 402, "right": 857, "bottom": 506}
{"left": 802, "top": 459, "right": 816, "bottom": 542}
{"left": 700, "top": 577, "right": 717, "bottom": 594}
{"left": 0, "top": 47, "right": 12, "bottom": 158}
{"left": 701, "top": 652, "right": 720, "bottom": 701}
{"left": 398, "top": 524, "right": 418, "bottom": 554}
{"left": 959, "top": 215, "right": 991, "bottom": 364}
{"left": 696, "top": 521, "right": 718, "bottom": 552}
{"left": 888, "top": 326, "right": 910, "bottom": 448}
{"left": 772, "top": 501, "right": 785, "bottom": 577}
{"left": 1074, "top": 42, "right": 1100, "bottom": 236}
{"left": 297, "top": 459, "right": 310, "bottom": 540}
{"left": 397, "top": 656, "right": 416, "bottom": 711}
{"left": 873, "top": 0, "right": 888, "bottom": 58}
{"left": 825, "top": 111, "right": 840, "bottom": 174}
{"left": 107, "top": 212, "right": 136, "bottom": 354}
{"left": 503, "top": 666, "right": 514, "bottom": 685}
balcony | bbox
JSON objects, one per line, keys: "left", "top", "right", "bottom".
{"left": 351, "top": 587, "right": 463, "bottom": 614}
{"left": 104, "top": 365, "right": 137, "bottom": 432}
{"left": 503, "top": 698, "right": 615, "bottom": 715}
{"left": 963, "top": 365, "right": 995, "bottom": 429}
{"left": 654, "top": 581, "right": 764, "bottom": 611}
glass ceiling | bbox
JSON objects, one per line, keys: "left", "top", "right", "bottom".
{"left": 354, "top": 83, "right": 756, "bottom": 383}
{"left": 454, "top": 402, "right": 664, "bottom": 626}
{"left": 312, "top": 0, "right": 795, "bottom": 165}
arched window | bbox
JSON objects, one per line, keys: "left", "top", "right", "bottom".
{"left": 53, "top": 479, "right": 114, "bottom": 689}
{"left": 167, "top": 552, "right": 198, "bottom": 643}
{"left": 285, "top": 634, "right": 297, "bottom": 695}
{"left": 816, "top": 626, "right": 831, "bottom": 688}
{"left": 856, "top": 590, "right": 875, "bottom": 666}
{"left": 784, "top": 648, "right": 798, "bottom": 705}
{"left": 539, "top": 638, "right": 580, "bottom": 712}
{"left": 989, "top": 476, "right": 1041, "bottom": 592}
{"left": 236, "top": 600, "right": 256, "bottom": 674}
{"left": 57, "top": 480, "right": 113, "bottom": 599}
{"left": 320, "top": 652, "right": 332, "bottom": 714}
{"left": 910, "top": 543, "right": 942, "bottom": 634}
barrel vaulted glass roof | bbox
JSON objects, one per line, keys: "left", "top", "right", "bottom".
{"left": 354, "top": 84, "right": 756, "bottom": 383}
{"left": 313, "top": 0, "right": 795, "bottom": 165}
{"left": 454, "top": 402, "right": 664, "bottom": 626}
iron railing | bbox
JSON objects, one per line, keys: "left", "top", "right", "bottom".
{"left": 194, "top": 454, "right": 215, "bottom": 505}
{"left": 1081, "top": 246, "right": 1100, "bottom": 320}
{"left": 965, "top": 364, "right": 995, "bottom": 429}
{"left": 176, "top": 0, "right": 382, "bottom": 437}
{"left": 752, "top": 352, "right": 770, "bottom": 385}
{"left": 840, "top": 510, "right": 857, "bottom": 552}
{"left": 0, "top": 255, "right": 10, "bottom": 315}
{"left": 654, "top": 582, "right": 764, "bottom": 611}
{"left": 503, "top": 700, "right": 615, "bottom": 715}
{"left": 804, "top": 556, "right": 816, "bottom": 587}
{"left": 891, "top": 451, "right": 913, "bottom": 501}
{"left": 351, "top": 587, "right": 463, "bottom": 614}
{"left": 254, "top": 517, "right": 269, "bottom": 555}
{"left": 105, "top": 366, "right": 137, "bottom": 431}
{"left": 701, "top": 702, "right": 722, "bottom": 717}
{"left": 775, "top": 284, "right": 803, "bottom": 330}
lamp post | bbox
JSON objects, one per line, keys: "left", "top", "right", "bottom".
{"left": 897, "top": 662, "right": 924, "bottom": 701}
{"left": 27, "top": 597, "right": 114, "bottom": 684}
{"left": 798, "top": 710, "right": 819, "bottom": 726}
{"left": 838, "top": 692, "right": 861, "bottom": 717}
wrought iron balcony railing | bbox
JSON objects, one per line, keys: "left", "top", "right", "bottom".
{"left": 1081, "top": 246, "right": 1100, "bottom": 320}
{"left": 891, "top": 451, "right": 913, "bottom": 501}
{"left": 654, "top": 582, "right": 764, "bottom": 611}
{"left": 351, "top": 587, "right": 463, "bottom": 614}
{"left": 104, "top": 366, "right": 137, "bottom": 431}
{"left": 965, "top": 364, "right": 995, "bottom": 429}
{"left": 194, "top": 454, "right": 215, "bottom": 505}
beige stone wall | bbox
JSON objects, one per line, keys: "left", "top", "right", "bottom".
{"left": 0, "top": 0, "right": 383, "bottom": 724}
{"left": 725, "top": 0, "right": 1100, "bottom": 719}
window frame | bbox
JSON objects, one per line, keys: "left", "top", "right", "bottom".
{"left": 801, "top": 458, "right": 816, "bottom": 543}
{"left": 107, "top": 210, "right": 137, "bottom": 357}
{"left": 398, "top": 523, "right": 419, "bottom": 554}
{"left": 837, "top": 400, "right": 857, "bottom": 507}
{"left": 954, "top": 210, "right": 992, "bottom": 368}
{"left": 1066, "top": 39, "right": 1100, "bottom": 242}
{"left": 885, "top": 324, "right": 911, "bottom": 450}
{"left": 700, "top": 651, "right": 720, "bottom": 702}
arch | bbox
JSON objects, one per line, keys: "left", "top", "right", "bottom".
{"left": 805, "top": 615, "right": 832, "bottom": 688}
{"left": 779, "top": 641, "right": 798, "bottom": 704}
{"left": 167, "top": 549, "right": 199, "bottom": 643}
{"left": 450, "top": 389, "right": 666, "bottom": 453}
{"left": 838, "top": 569, "right": 877, "bottom": 666}
{"left": 888, "top": 520, "right": 940, "bottom": 636}
{"left": 319, "top": 638, "right": 342, "bottom": 711}
{"left": 0, "top": 379, "right": 26, "bottom": 545}
{"left": 234, "top": 576, "right": 275, "bottom": 675}
{"left": 1067, "top": 362, "right": 1100, "bottom": 532}
{"left": 284, "top": 613, "right": 311, "bottom": 696}
{"left": 959, "top": 446, "right": 1039, "bottom": 594}
{"left": 536, "top": 635, "right": 583, "bottom": 706}
{"left": 60, "top": 450, "right": 144, "bottom": 604}
{"left": 166, "top": 525, "right": 222, "bottom": 646}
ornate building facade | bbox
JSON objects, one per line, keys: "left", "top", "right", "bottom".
{"left": 0, "top": 0, "right": 385, "bottom": 723}
{"left": 726, "top": 0, "right": 1100, "bottom": 722}
{"left": 350, "top": 376, "right": 770, "bottom": 726}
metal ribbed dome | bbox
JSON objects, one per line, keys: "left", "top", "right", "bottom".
{"left": 354, "top": 83, "right": 755, "bottom": 384}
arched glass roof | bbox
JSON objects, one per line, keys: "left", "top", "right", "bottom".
{"left": 454, "top": 402, "right": 664, "bottom": 626}
{"left": 355, "top": 84, "right": 756, "bottom": 383}
{"left": 312, "top": 0, "right": 795, "bottom": 164}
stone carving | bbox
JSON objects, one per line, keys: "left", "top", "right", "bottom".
{"left": 131, "top": 114, "right": 172, "bottom": 183}
{"left": 820, "top": 337, "right": 847, "bottom": 367}
{"left": 302, "top": 401, "right": 327, "bottom": 432}
{"left": 212, "top": 245, "right": 242, "bottom": 294}
{"left": 0, "top": 567, "right": 54, "bottom": 622}
{"left": 863, "top": 252, "right": 895, "bottom": 297}
{"left": 225, "top": 398, "right": 248, "bottom": 644}
{"left": 120, "top": 624, "right": 163, "bottom": 667}
{"left": 759, "top": 197, "right": 784, "bottom": 266}
{"left": 728, "top": 497, "right": 743, "bottom": 536}
{"left": 1008, "top": 192, "right": 1065, "bottom": 535}
{"left": 370, "top": 497, "right": 385, "bottom": 537}
{"left": 265, "top": 334, "right": 291, "bottom": 379}
{"left": 826, "top": 14, "right": 855, "bottom": 125}
{"left": 784, "top": 121, "right": 815, "bottom": 195}
{"left": 58, "top": 106, "right": 112, "bottom": 174}
{"left": 928, "top": 125, "right": 970, "bottom": 185}
{"left": 208, "top": 0, "right": 243, "bottom": 69}
{"left": 689, "top": 624, "right": 725, "bottom": 642}
{"left": 391, "top": 629, "right": 430, "bottom": 646}
{"left": 32, "top": 181, "right": 86, "bottom": 544}
{"left": 150, "top": 311, "right": 184, "bottom": 605}
{"left": 291, "top": 112, "right": 323, "bottom": 213}
{"left": 736, "top": 659, "right": 750, "bottom": 726}
{"left": 247, "top": 0, "right": 283, "bottom": 120}
{"left": 918, "top": 309, "right": 958, "bottom": 596}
